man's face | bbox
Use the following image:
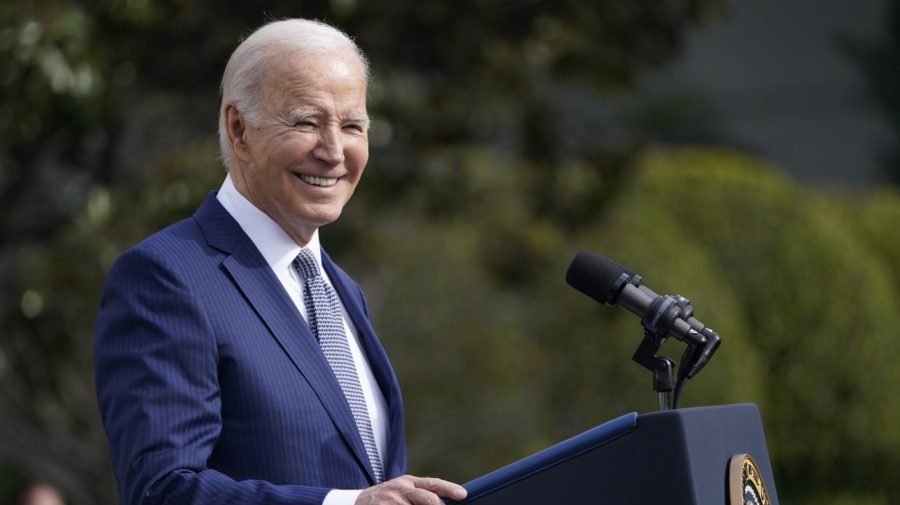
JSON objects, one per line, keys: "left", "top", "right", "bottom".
{"left": 229, "top": 50, "right": 369, "bottom": 244}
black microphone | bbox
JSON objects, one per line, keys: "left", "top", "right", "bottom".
{"left": 565, "top": 251, "right": 720, "bottom": 378}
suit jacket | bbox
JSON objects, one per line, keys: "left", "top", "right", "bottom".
{"left": 95, "top": 193, "right": 407, "bottom": 505}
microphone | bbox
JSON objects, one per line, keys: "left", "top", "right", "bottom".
{"left": 565, "top": 251, "right": 720, "bottom": 378}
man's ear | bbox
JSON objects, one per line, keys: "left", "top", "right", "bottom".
{"left": 225, "top": 104, "right": 249, "bottom": 161}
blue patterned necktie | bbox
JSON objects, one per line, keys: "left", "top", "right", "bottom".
{"left": 293, "top": 248, "right": 384, "bottom": 483}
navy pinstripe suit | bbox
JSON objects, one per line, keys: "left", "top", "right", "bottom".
{"left": 95, "top": 193, "right": 407, "bottom": 505}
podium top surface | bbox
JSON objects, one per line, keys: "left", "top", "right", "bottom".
{"left": 455, "top": 404, "right": 774, "bottom": 505}
{"left": 462, "top": 412, "right": 638, "bottom": 501}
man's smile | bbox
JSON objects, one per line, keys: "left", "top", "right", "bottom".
{"left": 295, "top": 173, "right": 340, "bottom": 187}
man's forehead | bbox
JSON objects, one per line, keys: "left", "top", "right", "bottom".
{"left": 266, "top": 50, "right": 366, "bottom": 85}
{"left": 254, "top": 51, "right": 367, "bottom": 115}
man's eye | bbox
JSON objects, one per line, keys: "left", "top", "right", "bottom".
{"left": 294, "top": 121, "right": 316, "bottom": 128}
{"left": 342, "top": 123, "right": 365, "bottom": 133}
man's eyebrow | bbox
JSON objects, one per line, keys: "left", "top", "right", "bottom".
{"left": 344, "top": 113, "right": 371, "bottom": 124}
{"left": 286, "top": 109, "right": 317, "bottom": 122}
{"left": 283, "top": 110, "right": 370, "bottom": 124}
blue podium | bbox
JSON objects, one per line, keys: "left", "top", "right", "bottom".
{"left": 455, "top": 404, "right": 778, "bottom": 505}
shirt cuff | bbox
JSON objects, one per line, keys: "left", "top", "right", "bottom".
{"left": 322, "top": 489, "right": 363, "bottom": 505}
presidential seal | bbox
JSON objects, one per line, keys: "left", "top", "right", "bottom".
{"left": 728, "top": 453, "right": 772, "bottom": 505}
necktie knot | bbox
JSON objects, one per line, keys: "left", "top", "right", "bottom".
{"left": 293, "top": 248, "right": 320, "bottom": 281}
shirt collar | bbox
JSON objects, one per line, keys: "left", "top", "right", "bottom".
{"left": 216, "top": 174, "right": 323, "bottom": 272}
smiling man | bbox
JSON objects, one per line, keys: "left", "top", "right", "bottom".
{"left": 94, "top": 19, "right": 466, "bottom": 505}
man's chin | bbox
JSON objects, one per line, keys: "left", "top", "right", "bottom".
{"left": 288, "top": 209, "right": 344, "bottom": 234}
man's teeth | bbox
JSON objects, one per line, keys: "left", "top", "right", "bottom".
{"left": 299, "top": 174, "right": 338, "bottom": 187}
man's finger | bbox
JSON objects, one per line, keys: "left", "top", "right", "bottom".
{"left": 403, "top": 487, "right": 446, "bottom": 505}
{"left": 410, "top": 476, "right": 468, "bottom": 500}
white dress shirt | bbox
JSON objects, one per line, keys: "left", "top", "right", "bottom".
{"left": 217, "top": 175, "right": 386, "bottom": 504}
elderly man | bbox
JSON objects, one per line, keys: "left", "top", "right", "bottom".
{"left": 95, "top": 19, "right": 467, "bottom": 505}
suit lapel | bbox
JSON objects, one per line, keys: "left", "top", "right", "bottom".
{"left": 193, "top": 193, "right": 377, "bottom": 484}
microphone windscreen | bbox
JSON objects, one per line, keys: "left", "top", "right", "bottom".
{"left": 565, "top": 252, "right": 635, "bottom": 304}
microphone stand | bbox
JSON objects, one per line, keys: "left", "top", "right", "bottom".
{"left": 632, "top": 329, "right": 677, "bottom": 411}
{"left": 653, "top": 357, "right": 676, "bottom": 411}
{"left": 631, "top": 294, "right": 707, "bottom": 411}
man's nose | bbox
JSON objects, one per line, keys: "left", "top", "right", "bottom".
{"left": 312, "top": 126, "right": 345, "bottom": 165}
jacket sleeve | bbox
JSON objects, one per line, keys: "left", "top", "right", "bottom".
{"left": 94, "top": 245, "right": 331, "bottom": 505}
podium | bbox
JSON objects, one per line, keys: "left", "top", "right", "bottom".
{"left": 455, "top": 404, "right": 778, "bottom": 505}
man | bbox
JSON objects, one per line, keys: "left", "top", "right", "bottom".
{"left": 95, "top": 19, "right": 467, "bottom": 505}
{"left": 17, "top": 483, "right": 66, "bottom": 505}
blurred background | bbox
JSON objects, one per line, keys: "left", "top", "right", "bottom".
{"left": 2, "top": 0, "right": 899, "bottom": 504}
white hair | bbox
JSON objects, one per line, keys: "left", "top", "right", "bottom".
{"left": 217, "top": 19, "right": 369, "bottom": 170}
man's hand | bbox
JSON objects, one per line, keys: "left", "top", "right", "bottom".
{"left": 355, "top": 475, "right": 467, "bottom": 505}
